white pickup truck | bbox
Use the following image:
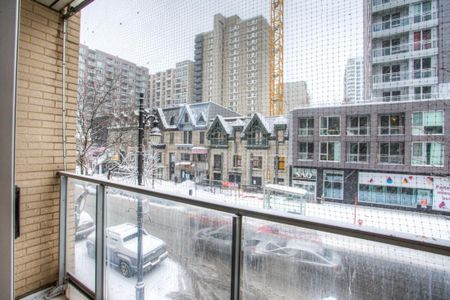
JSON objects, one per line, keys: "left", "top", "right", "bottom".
{"left": 86, "top": 223, "right": 168, "bottom": 277}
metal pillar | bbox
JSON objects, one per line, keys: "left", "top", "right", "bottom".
{"left": 136, "top": 95, "right": 145, "bottom": 300}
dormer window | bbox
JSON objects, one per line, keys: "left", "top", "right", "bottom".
{"left": 210, "top": 129, "right": 227, "bottom": 146}
{"left": 248, "top": 125, "right": 267, "bottom": 146}
{"left": 169, "top": 116, "right": 175, "bottom": 125}
{"left": 184, "top": 114, "right": 189, "bottom": 123}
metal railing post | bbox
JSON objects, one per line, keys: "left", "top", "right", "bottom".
{"left": 58, "top": 175, "right": 68, "bottom": 286}
{"left": 95, "top": 184, "right": 106, "bottom": 299}
{"left": 231, "top": 214, "right": 243, "bottom": 300}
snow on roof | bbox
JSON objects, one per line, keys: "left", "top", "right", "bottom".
{"left": 265, "top": 184, "right": 307, "bottom": 196}
{"left": 217, "top": 115, "right": 233, "bottom": 135}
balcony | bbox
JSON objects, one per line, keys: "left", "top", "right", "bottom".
{"left": 372, "top": 0, "right": 424, "bottom": 13}
{"left": 58, "top": 172, "right": 450, "bottom": 299}
{"left": 373, "top": 68, "right": 437, "bottom": 89}
{"left": 378, "top": 154, "right": 404, "bottom": 164}
{"left": 378, "top": 126, "right": 405, "bottom": 135}
{"left": 210, "top": 138, "right": 228, "bottom": 148}
{"left": 372, "top": 12, "right": 438, "bottom": 38}
{"left": 371, "top": 93, "right": 438, "bottom": 102}
{"left": 372, "top": 40, "right": 438, "bottom": 64}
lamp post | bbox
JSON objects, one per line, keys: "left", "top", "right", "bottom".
{"left": 136, "top": 93, "right": 160, "bottom": 300}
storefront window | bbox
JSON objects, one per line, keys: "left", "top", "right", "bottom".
{"left": 323, "top": 170, "right": 343, "bottom": 200}
{"left": 359, "top": 184, "right": 433, "bottom": 207}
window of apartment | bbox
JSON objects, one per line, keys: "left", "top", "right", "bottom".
{"left": 298, "top": 142, "right": 314, "bottom": 160}
{"left": 414, "top": 1, "right": 432, "bottom": 23}
{"left": 323, "top": 171, "right": 344, "bottom": 200}
{"left": 155, "top": 152, "right": 162, "bottom": 163}
{"left": 347, "top": 115, "right": 369, "bottom": 135}
{"left": 346, "top": 142, "right": 369, "bottom": 163}
{"left": 199, "top": 131, "right": 205, "bottom": 144}
{"left": 169, "top": 132, "right": 174, "bottom": 144}
{"left": 180, "top": 153, "right": 190, "bottom": 161}
{"left": 210, "top": 129, "right": 227, "bottom": 145}
{"left": 414, "top": 30, "right": 432, "bottom": 50}
{"left": 414, "top": 86, "right": 432, "bottom": 100}
{"left": 299, "top": 117, "right": 314, "bottom": 136}
{"left": 381, "top": 12, "right": 400, "bottom": 30}
{"left": 412, "top": 111, "right": 443, "bottom": 135}
{"left": 248, "top": 125, "right": 267, "bottom": 146}
{"left": 252, "top": 156, "right": 263, "bottom": 169}
{"left": 233, "top": 155, "right": 242, "bottom": 168}
{"left": 183, "top": 131, "right": 192, "bottom": 144}
{"left": 320, "top": 142, "right": 340, "bottom": 162}
{"left": 381, "top": 38, "right": 401, "bottom": 56}
{"left": 276, "top": 156, "right": 286, "bottom": 171}
{"left": 414, "top": 57, "right": 432, "bottom": 79}
{"left": 379, "top": 142, "right": 404, "bottom": 164}
{"left": 213, "top": 154, "right": 222, "bottom": 169}
{"left": 382, "top": 90, "right": 401, "bottom": 102}
{"left": 319, "top": 116, "right": 340, "bottom": 135}
{"left": 412, "top": 142, "right": 444, "bottom": 167}
{"left": 379, "top": 114, "right": 405, "bottom": 135}
{"left": 382, "top": 64, "right": 400, "bottom": 82}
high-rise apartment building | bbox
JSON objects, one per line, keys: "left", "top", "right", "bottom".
{"left": 193, "top": 14, "right": 270, "bottom": 116}
{"left": 343, "top": 58, "right": 365, "bottom": 103}
{"left": 149, "top": 60, "right": 194, "bottom": 108}
{"left": 364, "top": 0, "right": 450, "bottom": 102}
{"left": 78, "top": 44, "right": 149, "bottom": 113}
{"left": 284, "top": 81, "right": 310, "bottom": 111}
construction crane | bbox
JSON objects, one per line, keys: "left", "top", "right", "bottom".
{"left": 269, "top": 0, "right": 284, "bottom": 116}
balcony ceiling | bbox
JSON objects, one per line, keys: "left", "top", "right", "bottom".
{"left": 33, "top": 0, "right": 93, "bottom": 12}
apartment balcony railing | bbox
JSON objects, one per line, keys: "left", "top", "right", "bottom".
{"left": 378, "top": 126, "right": 405, "bottom": 135}
{"left": 372, "top": 93, "right": 437, "bottom": 102}
{"left": 379, "top": 154, "right": 404, "bottom": 164}
{"left": 372, "top": 12, "right": 437, "bottom": 33}
{"left": 373, "top": 68, "right": 436, "bottom": 84}
{"left": 373, "top": 40, "right": 437, "bottom": 59}
{"left": 346, "top": 154, "right": 369, "bottom": 163}
{"left": 346, "top": 127, "right": 369, "bottom": 136}
{"left": 58, "top": 172, "right": 450, "bottom": 299}
{"left": 246, "top": 138, "right": 269, "bottom": 148}
{"left": 298, "top": 128, "right": 314, "bottom": 136}
{"left": 210, "top": 138, "right": 228, "bottom": 147}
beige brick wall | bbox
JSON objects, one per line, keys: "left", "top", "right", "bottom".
{"left": 15, "top": 0, "right": 79, "bottom": 297}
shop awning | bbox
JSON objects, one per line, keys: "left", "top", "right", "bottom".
{"left": 192, "top": 147, "right": 208, "bottom": 154}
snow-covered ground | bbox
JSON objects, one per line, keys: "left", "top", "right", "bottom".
{"left": 148, "top": 179, "right": 450, "bottom": 242}
{"left": 70, "top": 241, "right": 194, "bottom": 300}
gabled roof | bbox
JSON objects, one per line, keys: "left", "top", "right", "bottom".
{"left": 242, "top": 113, "right": 288, "bottom": 137}
{"left": 206, "top": 115, "right": 232, "bottom": 136}
{"left": 158, "top": 102, "right": 240, "bottom": 130}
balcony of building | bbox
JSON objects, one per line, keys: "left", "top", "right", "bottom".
{"left": 372, "top": 68, "right": 437, "bottom": 89}
{"left": 372, "top": 40, "right": 438, "bottom": 64}
{"left": 372, "top": 0, "right": 426, "bottom": 13}
{"left": 372, "top": 12, "right": 438, "bottom": 38}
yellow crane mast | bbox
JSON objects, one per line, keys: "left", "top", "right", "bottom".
{"left": 269, "top": 0, "right": 284, "bottom": 116}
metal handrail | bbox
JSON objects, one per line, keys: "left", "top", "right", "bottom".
{"left": 58, "top": 171, "right": 450, "bottom": 256}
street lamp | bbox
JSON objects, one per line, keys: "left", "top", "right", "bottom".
{"left": 136, "top": 92, "right": 160, "bottom": 300}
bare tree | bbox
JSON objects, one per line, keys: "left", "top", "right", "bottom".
{"left": 76, "top": 68, "right": 135, "bottom": 175}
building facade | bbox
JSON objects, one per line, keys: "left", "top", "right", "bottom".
{"left": 207, "top": 113, "right": 289, "bottom": 187}
{"left": 193, "top": 14, "right": 270, "bottom": 116}
{"left": 284, "top": 81, "right": 310, "bottom": 111}
{"left": 343, "top": 58, "right": 365, "bottom": 103}
{"left": 155, "top": 102, "right": 240, "bottom": 181}
{"left": 290, "top": 99, "right": 450, "bottom": 213}
{"left": 364, "top": 0, "right": 450, "bottom": 102}
{"left": 78, "top": 44, "right": 149, "bottom": 113}
{"left": 149, "top": 60, "right": 194, "bottom": 108}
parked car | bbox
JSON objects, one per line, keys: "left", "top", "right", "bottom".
{"left": 248, "top": 238, "right": 342, "bottom": 274}
{"left": 193, "top": 225, "right": 233, "bottom": 258}
{"left": 86, "top": 223, "right": 168, "bottom": 277}
{"left": 75, "top": 211, "right": 95, "bottom": 240}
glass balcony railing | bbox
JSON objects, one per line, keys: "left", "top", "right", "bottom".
{"left": 298, "top": 128, "right": 314, "bottom": 136}
{"left": 378, "top": 125, "right": 405, "bottom": 135}
{"left": 373, "top": 68, "right": 436, "bottom": 84}
{"left": 372, "top": 12, "right": 437, "bottom": 32}
{"left": 373, "top": 40, "right": 437, "bottom": 58}
{"left": 210, "top": 138, "right": 228, "bottom": 146}
{"left": 379, "top": 154, "right": 404, "bottom": 164}
{"left": 371, "top": 93, "right": 438, "bottom": 102}
{"left": 59, "top": 172, "right": 450, "bottom": 300}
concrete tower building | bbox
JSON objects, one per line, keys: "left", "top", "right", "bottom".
{"left": 193, "top": 14, "right": 270, "bottom": 116}
{"left": 364, "top": 0, "right": 450, "bottom": 102}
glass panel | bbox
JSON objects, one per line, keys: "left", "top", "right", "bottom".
{"left": 66, "top": 179, "right": 97, "bottom": 292}
{"left": 241, "top": 219, "right": 450, "bottom": 300}
{"left": 101, "top": 188, "right": 232, "bottom": 299}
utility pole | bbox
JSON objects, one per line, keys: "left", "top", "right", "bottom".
{"left": 136, "top": 94, "right": 145, "bottom": 300}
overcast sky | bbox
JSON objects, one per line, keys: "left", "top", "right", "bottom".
{"left": 80, "top": 0, "right": 363, "bottom": 104}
